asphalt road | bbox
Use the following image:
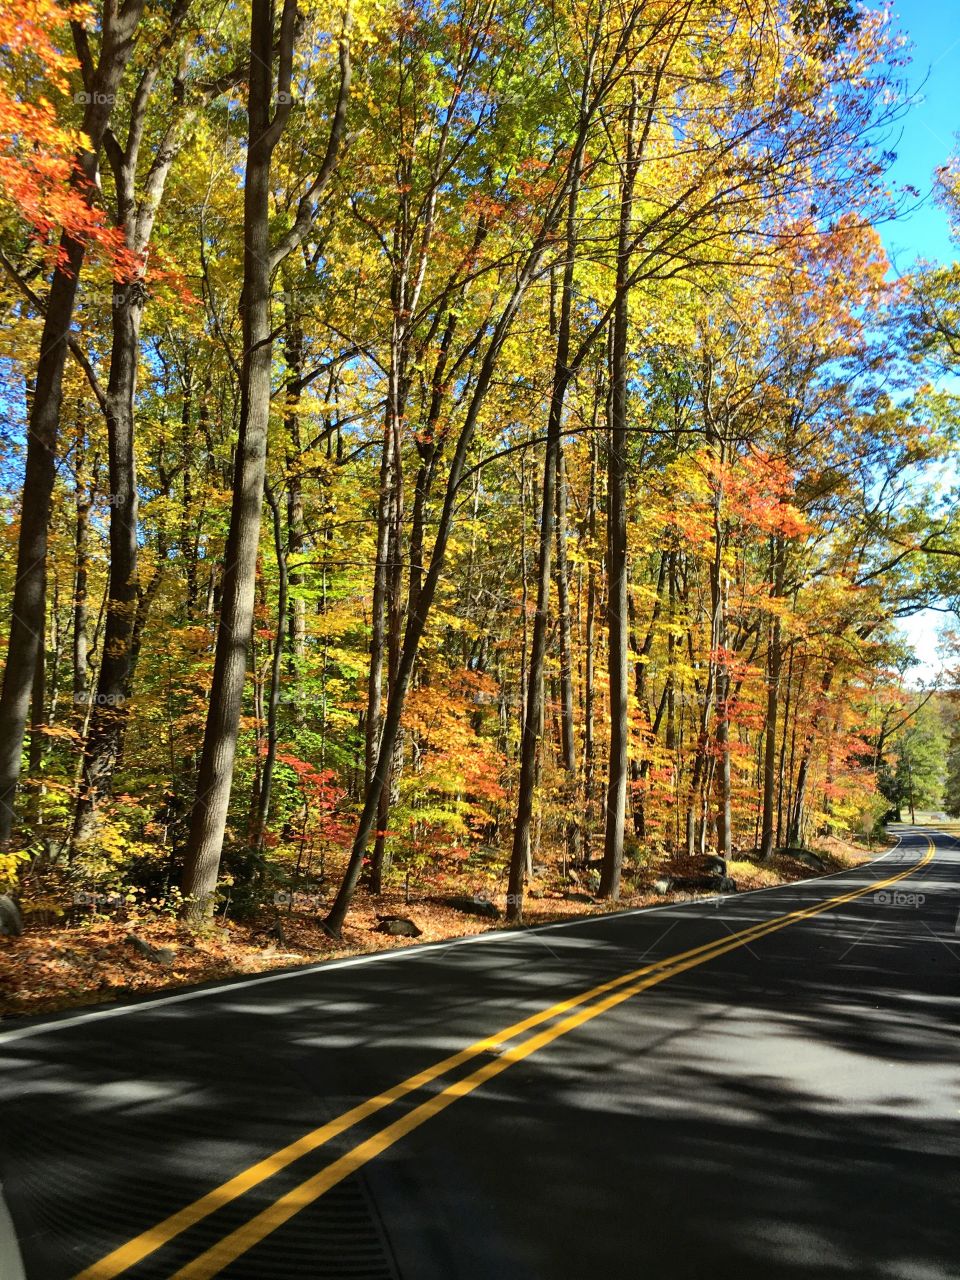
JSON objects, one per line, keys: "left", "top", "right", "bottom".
{"left": 1, "top": 826, "right": 958, "bottom": 1280}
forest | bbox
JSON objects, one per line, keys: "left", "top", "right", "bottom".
{"left": 2, "top": 0, "right": 960, "bottom": 1001}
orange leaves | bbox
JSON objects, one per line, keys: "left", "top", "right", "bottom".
{"left": 0, "top": 0, "right": 133, "bottom": 269}
{"left": 721, "top": 449, "right": 809, "bottom": 540}
{"left": 0, "top": 0, "right": 88, "bottom": 87}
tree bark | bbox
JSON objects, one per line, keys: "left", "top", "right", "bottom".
{"left": 72, "top": 422, "right": 94, "bottom": 722}
{"left": 72, "top": 277, "right": 146, "bottom": 845}
{"left": 0, "top": 0, "right": 145, "bottom": 842}
{"left": 506, "top": 116, "right": 586, "bottom": 923}
{"left": 759, "top": 538, "right": 785, "bottom": 859}
{"left": 599, "top": 95, "right": 638, "bottom": 902}
{"left": 251, "top": 484, "right": 288, "bottom": 849}
{"left": 555, "top": 444, "right": 576, "bottom": 773}
{"left": 181, "top": 0, "right": 350, "bottom": 919}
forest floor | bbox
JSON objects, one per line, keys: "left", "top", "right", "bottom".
{"left": 0, "top": 832, "right": 883, "bottom": 1020}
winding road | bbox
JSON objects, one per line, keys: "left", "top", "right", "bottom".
{"left": 1, "top": 825, "right": 957, "bottom": 1279}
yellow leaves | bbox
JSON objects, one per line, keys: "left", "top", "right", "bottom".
{"left": 0, "top": 847, "right": 28, "bottom": 889}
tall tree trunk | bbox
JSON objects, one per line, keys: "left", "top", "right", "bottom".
{"left": 369, "top": 380, "right": 404, "bottom": 893}
{"left": 555, "top": 444, "right": 576, "bottom": 772}
{"left": 581, "top": 427, "right": 599, "bottom": 863}
{"left": 599, "top": 96, "right": 638, "bottom": 902}
{"left": 506, "top": 120, "right": 586, "bottom": 923}
{"left": 181, "top": 0, "right": 349, "bottom": 919}
{"left": 27, "top": 569, "right": 46, "bottom": 800}
{"left": 0, "top": 1, "right": 145, "bottom": 842}
{"left": 715, "top": 578, "right": 731, "bottom": 860}
{"left": 72, "top": 278, "right": 146, "bottom": 845}
{"left": 759, "top": 538, "right": 784, "bottom": 859}
{"left": 629, "top": 550, "right": 667, "bottom": 839}
{"left": 555, "top": 443, "right": 577, "bottom": 863}
{"left": 74, "top": 12, "right": 198, "bottom": 842}
{"left": 251, "top": 485, "right": 288, "bottom": 849}
{"left": 365, "top": 427, "right": 392, "bottom": 787}
{"left": 790, "top": 663, "right": 837, "bottom": 845}
{"left": 283, "top": 303, "right": 306, "bottom": 697}
{"left": 72, "top": 423, "right": 94, "bottom": 722}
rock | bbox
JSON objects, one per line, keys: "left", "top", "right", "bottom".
{"left": 376, "top": 915, "right": 422, "bottom": 938}
{"left": 436, "top": 895, "right": 501, "bottom": 920}
{"left": 124, "top": 933, "right": 175, "bottom": 967}
{"left": 563, "top": 891, "right": 595, "bottom": 904}
{"left": 781, "top": 847, "right": 826, "bottom": 871}
{"left": 0, "top": 894, "right": 22, "bottom": 936}
{"left": 654, "top": 873, "right": 734, "bottom": 896}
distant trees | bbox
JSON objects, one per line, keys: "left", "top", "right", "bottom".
{"left": 877, "top": 702, "right": 946, "bottom": 823}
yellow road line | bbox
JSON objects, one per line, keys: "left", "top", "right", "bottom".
{"left": 74, "top": 839, "right": 932, "bottom": 1280}
{"left": 169, "top": 839, "right": 934, "bottom": 1280}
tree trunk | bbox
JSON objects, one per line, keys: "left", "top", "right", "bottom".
{"left": 0, "top": 1, "right": 145, "bottom": 842}
{"left": 599, "top": 96, "right": 638, "bottom": 902}
{"left": 251, "top": 485, "right": 288, "bottom": 849}
{"left": 181, "top": 0, "right": 350, "bottom": 919}
{"left": 283, "top": 300, "right": 307, "bottom": 694}
{"left": 629, "top": 550, "right": 667, "bottom": 839}
{"left": 581, "top": 428, "right": 599, "bottom": 863}
{"left": 715, "top": 578, "right": 731, "bottom": 860}
{"left": 506, "top": 129, "right": 586, "bottom": 923}
{"left": 759, "top": 539, "right": 784, "bottom": 859}
{"left": 72, "top": 425, "right": 93, "bottom": 722}
{"left": 27, "top": 570, "right": 46, "bottom": 800}
{"left": 790, "top": 665, "right": 836, "bottom": 846}
{"left": 181, "top": 0, "right": 298, "bottom": 918}
{"left": 555, "top": 444, "right": 576, "bottom": 772}
{"left": 72, "top": 279, "right": 146, "bottom": 845}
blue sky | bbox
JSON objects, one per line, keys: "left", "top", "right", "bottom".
{"left": 882, "top": 1, "right": 960, "bottom": 683}
{"left": 884, "top": 1, "right": 960, "bottom": 270}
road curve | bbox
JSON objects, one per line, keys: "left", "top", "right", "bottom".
{"left": 1, "top": 826, "right": 957, "bottom": 1279}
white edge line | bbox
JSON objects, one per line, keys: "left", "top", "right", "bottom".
{"left": 0, "top": 830, "right": 924, "bottom": 1047}
{"left": 0, "top": 1181, "right": 26, "bottom": 1280}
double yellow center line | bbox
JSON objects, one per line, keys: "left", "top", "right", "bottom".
{"left": 75, "top": 838, "right": 933, "bottom": 1280}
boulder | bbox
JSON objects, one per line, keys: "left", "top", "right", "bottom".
{"left": 654, "top": 874, "right": 735, "bottom": 896}
{"left": 376, "top": 915, "right": 422, "bottom": 938}
{"left": 124, "top": 934, "right": 175, "bottom": 967}
{"left": 0, "top": 894, "right": 22, "bottom": 936}
{"left": 781, "top": 847, "right": 826, "bottom": 872}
